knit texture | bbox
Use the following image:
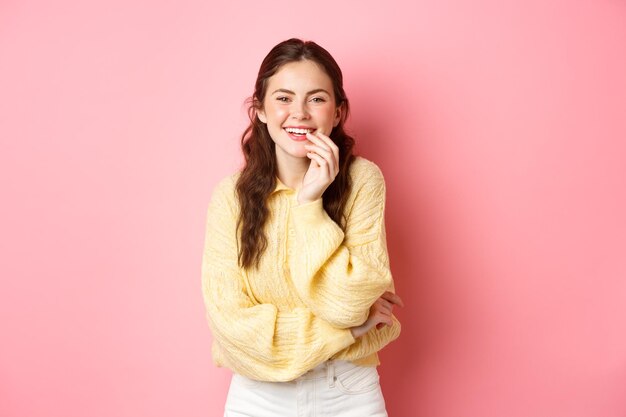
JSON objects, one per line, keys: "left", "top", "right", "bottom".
{"left": 201, "top": 156, "right": 401, "bottom": 382}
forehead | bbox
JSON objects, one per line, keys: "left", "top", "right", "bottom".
{"left": 267, "top": 60, "right": 334, "bottom": 93}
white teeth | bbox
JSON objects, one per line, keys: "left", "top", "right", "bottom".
{"left": 285, "top": 127, "right": 313, "bottom": 135}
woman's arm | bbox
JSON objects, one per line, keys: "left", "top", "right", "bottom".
{"left": 342, "top": 315, "right": 402, "bottom": 360}
{"left": 287, "top": 161, "right": 396, "bottom": 329}
{"left": 201, "top": 176, "right": 354, "bottom": 381}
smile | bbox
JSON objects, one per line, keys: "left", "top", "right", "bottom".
{"left": 284, "top": 127, "right": 314, "bottom": 135}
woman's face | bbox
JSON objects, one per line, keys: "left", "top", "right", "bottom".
{"left": 257, "top": 59, "right": 342, "bottom": 162}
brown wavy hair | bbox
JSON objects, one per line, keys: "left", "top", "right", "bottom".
{"left": 236, "top": 38, "right": 356, "bottom": 270}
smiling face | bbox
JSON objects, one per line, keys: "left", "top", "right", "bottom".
{"left": 257, "top": 59, "right": 342, "bottom": 162}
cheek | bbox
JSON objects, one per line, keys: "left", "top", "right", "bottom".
{"left": 314, "top": 107, "right": 336, "bottom": 126}
{"left": 266, "top": 105, "right": 289, "bottom": 121}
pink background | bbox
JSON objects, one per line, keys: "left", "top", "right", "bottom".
{"left": 1, "top": 1, "right": 625, "bottom": 416}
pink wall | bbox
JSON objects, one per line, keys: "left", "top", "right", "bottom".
{"left": 1, "top": 1, "right": 625, "bottom": 416}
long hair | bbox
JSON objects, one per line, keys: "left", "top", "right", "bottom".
{"left": 236, "top": 38, "right": 356, "bottom": 270}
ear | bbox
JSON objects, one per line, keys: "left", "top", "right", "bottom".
{"left": 333, "top": 103, "right": 343, "bottom": 127}
{"left": 254, "top": 98, "right": 267, "bottom": 124}
{"left": 257, "top": 108, "right": 267, "bottom": 124}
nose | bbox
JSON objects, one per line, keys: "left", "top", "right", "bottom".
{"left": 290, "top": 100, "right": 310, "bottom": 120}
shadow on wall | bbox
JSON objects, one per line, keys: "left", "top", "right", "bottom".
{"left": 347, "top": 58, "right": 467, "bottom": 415}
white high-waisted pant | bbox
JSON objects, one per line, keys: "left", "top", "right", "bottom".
{"left": 223, "top": 359, "right": 388, "bottom": 417}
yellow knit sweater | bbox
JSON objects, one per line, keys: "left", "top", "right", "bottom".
{"left": 201, "top": 156, "right": 401, "bottom": 382}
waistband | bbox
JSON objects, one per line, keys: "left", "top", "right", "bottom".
{"left": 296, "top": 360, "right": 374, "bottom": 386}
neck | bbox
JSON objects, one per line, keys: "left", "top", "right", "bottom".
{"left": 275, "top": 151, "right": 309, "bottom": 190}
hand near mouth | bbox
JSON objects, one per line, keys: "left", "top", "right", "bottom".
{"left": 297, "top": 130, "right": 340, "bottom": 205}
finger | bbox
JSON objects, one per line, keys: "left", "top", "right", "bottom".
{"left": 381, "top": 291, "right": 404, "bottom": 307}
{"left": 305, "top": 131, "right": 332, "bottom": 150}
{"left": 305, "top": 133, "right": 337, "bottom": 171}
{"left": 306, "top": 151, "right": 330, "bottom": 175}
{"left": 304, "top": 144, "right": 337, "bottom": 178}
{"left": 304, "top": 147, "right": 335, "bottom": 179}
{"left": 373, "top": 302, "right": 392, "bottom": 320}
{"left": 310, "top": 130, "right": 339, "bottom": 159}
{"left": 375, "top": 311, "right": 393, "bottom": 326}
{"left": 303, "top": 144, "right": 333, "bottom": 159}
{"left": 314, "top": 132, "right": 340, "bottom": 173}
{"left": 315, "top": 131, "right": 340, "bottom": 168}
{"left": 306, "top": 132, "right": 338, "bottom": 172}
{"left": 308, "top": 129, "right": 334, "bottom": 145}
{"left": 377, "top": 299, "right": 393, "bottom": 314}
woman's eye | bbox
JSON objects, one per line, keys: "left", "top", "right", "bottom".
{"left": 311, "top": 97, "right": 326, "bottom": 103}
{"left": 276, "top": 96, "right": 290, "bottom": 102}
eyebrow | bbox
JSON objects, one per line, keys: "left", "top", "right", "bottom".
{"left": 270, "top": 88, "right": 331, "bottom": 96}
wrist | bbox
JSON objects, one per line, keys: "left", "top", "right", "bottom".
{"left": 297, "top": 198, "right": 315, "bottom": 206}
{"left": 350, "top": 325, "right": 365, "bottom": 339}
{"left": 296, "top": 194, "right": 320, "bottom": 206}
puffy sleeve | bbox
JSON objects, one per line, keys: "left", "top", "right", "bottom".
{"left": 341, "top": 316, "right": 401, "bottom": 361}
{"left": 201, "top": 175, "right": 355, "bottom": 382}
{"left": 286, "top": 160, "right": 396, "bottom": 329}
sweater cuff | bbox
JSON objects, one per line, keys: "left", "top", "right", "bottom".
{"left": 291, "top": 198, "right": 327, "bottom": 226}
{"left": 320, "top": 321, "right": 355, "bottom": 354}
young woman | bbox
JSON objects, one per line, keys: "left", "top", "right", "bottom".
{"left": 201, "top": 38, "right": 404, "bottom": 417}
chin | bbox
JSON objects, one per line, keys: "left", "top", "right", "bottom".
{"left": 292, "top": 152, "right": 309, "bottom": 159}
{"left": 287, "top": 145, "right": 309, "bottom": 159}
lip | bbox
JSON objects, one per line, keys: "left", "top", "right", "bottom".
{"left": 283, "top": 126, "right": 315, "bottom": 142}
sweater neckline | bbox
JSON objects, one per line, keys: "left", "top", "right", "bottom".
{"left": 272, "top": 177, "right": 294, "bottom": 194}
